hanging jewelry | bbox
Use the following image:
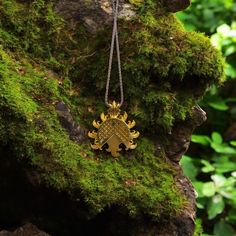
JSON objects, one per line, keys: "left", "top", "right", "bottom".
{"left": 88, "top": 0, "right": 139, "bottom": 157}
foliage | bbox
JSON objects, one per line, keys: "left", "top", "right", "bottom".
{"left": 177, "top": 0, "right": 236, "bottom": 235}
{"left": 177, "top": 0, "right": 236, "bottom": 34}
{"left": 182, "top": 94, "right": 236, "bottom": 236}
{"left": 181, "top": 132, "right": 236, "bottom": 235}
{"left": 211, "top": 23, "right": 236, "bottom": 79}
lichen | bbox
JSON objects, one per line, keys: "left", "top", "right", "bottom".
{"left": 0, "top": 0, "right": 224, "bottom": 223}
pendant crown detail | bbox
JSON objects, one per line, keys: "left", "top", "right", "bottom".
{"left": 88, "top": 101, "right": 139, "bottom": 157}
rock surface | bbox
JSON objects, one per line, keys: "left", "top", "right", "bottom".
{"left": 164, "top": 0, "right": 191, "bottom": 12}
{"left": 0, "top": 223, "right": 50, "bottom": 236}
{"left": 56, "top": 101, "right": 88, "bottom": 143}
{"left": 0, "top": 0, "right": 224, "bottom": 235}
{"left": 55, "top": 0, "right": 191, "bottom": 32}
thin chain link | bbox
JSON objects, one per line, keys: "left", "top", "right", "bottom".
{"left": 105, "top": 0, "right": 124, "bottom": 107}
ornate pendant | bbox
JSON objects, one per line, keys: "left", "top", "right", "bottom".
{"left": 88, "top": 101, "right": 140, "bottom": 157}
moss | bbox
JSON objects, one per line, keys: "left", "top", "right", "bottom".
{"left": 128, "top": 0, "right": 144, "bottom": 7}
{"left": 0, "top": 0, "right": 225, "bottom": 135}
{"left": 31, "top": 132, "right": 185, "bottom": 218}
{"left": 0, "top": 46, "right": 184, "bottom": 220}
{"left": 0, "top": 47, "right": 38, "bottom": 120}
{"left": 0, "top": 0, "right": 225, "bottom": 224}
{"left": 0, "top": 0, "right": 66, "bottom": 70}
{"left": 194, "top": 219, "right": 203, "bottom": 236}
{"left": 74, "top": 0, "right": 225, "bottom": 134}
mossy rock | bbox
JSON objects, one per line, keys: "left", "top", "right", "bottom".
{"left": 0, "top": 0, "right": 225, "bottom": 235}
{"left": 65, "top": 0, "right": 225, "bottom": 133}
{"left": 0, "top": 46, "right": 183, "bottom": 219}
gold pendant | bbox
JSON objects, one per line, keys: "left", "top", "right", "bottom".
{"left": 88, "top": 101, "right": 140, "bottom": 157}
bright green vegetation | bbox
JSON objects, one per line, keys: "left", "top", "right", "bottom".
{"left": 181, "top": 133, "right": 236, "bottom": 236}
{"left": 0, "top": 46, "right": 184, "bottom": 219}
{"left": 177, "top": 0, "right": 236, "bottom": 34}
{"left": 0, "top": 0, "right": 224, "bottom": 222}
{"left": 178, "top": 0, "right": 236, "bottom": 235}
{"left": 78, "top": 0, "right": 225, "bottom": 134}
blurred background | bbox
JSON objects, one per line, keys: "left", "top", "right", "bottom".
{"left": 177, "top": 0, "right": 236, "bottom": 235}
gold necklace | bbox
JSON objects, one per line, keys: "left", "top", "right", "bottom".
{"left": 88, "top": 0, "right": 139, "bottom": 157}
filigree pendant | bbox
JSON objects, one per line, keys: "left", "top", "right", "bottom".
{"left": 88, "top": 101, "right": 140, "bottom": 157}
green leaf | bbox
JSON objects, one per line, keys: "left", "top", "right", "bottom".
{"left": 219, "top": 190, "right": 235, "bottom": 199}
{"left": 207, "top": 194, "right": 225, "bottom": 219}
{"left": 193, "top": 181, "right": 204, "bottom": 198}
{"left": 211, "top": 174, "right": 227, "bottom": 188}
{"left": 211, "top": 143, "right": 236, "bottom": 154}
{"left": 224, "top": 45, "right": 236, "bottom": 56}
{"left": 230, "top": 141, "right": 236, "bottom": 147}
{"left": 202, "top": 182, "right": 216, "bottom": 197}
{"left": 211, "top": 34, "right": 222, "bottom": 49}
{"left": 196, "top": 202, "right": 204, "bottom": 209}
{"left": 180, "top": 155, "right": 198, "bottom": 181}
{"left": 227, "top": 29, "right": 236, "bottom": 37}
{"left": 191, "top": 135, "right": 211, "bottom": 146}
{"left": 208, "top": 99, "right": 229, "bottom": 111}
{"left": 205, "top": 95, "right": 229, "bottom": 111}
{"left": 214, "top": 220, "right": 236, "bottom": 236}
{"left": 209, "top": 85, "right": 217, "bottom": 95}
{"left": 176, "top": 12, "right": 188, "bottom": 21}
{"left": 206, "top": 95, "right": 229, "bottom": 110}
{"left": 211, "top": 132, "right": 223, "bottom": 144}
{"left": 201, "top": 160, "right": 215, "bottom": 173}
{"left": 217, "top": 24, "right": 231, "bottom": 36}
{"left": 225, "top": 64, "right": 236, "bottom": 78}
{"left": 215, "top": 162, "right": 236, "bottom": 174}
{"left": 218, "top": 177, "right": 236, "bottom": 199}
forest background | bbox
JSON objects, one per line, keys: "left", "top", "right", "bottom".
{"left": 177, "top": 0, "right": 236, "bottom": 235}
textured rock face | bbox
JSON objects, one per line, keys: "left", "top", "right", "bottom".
{"left": 164, "top": 0, "right": 191, "bottom": 12}
{"left": 55, "top": 0, "right": 136, "bottom": 33}
{"left": 166, "top": 105, "right": 207, "bottom": 163}
{"left": 56, "top": 101, "right": 88, "bottom": 143}
{"left": 0, "top": 0, "right": 223, "bottom": 235}
{"left": 55, "top": 0, "right": 191, "bottom": 32}
{"left": 0, "top": 223, "right": 50, "bottom": 236}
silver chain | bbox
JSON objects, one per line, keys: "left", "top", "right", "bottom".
{"left": 105, "top": 0, "right": 124, "bottom": 107}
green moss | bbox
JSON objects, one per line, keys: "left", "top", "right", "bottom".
{"left": 0, "top": 0, "right": 225, "bottom": 223}
{"left": 194, "top": 219, "right": 203, "bottom": 236}
{"left": 0, "top": 48, "right": 38, "bottom": 120}
{"left": 128, "top": 0, "right": 144, "bottom": 7}
{"left": 0, "top": 0, "right": 66, "bottom": 69}
{"left": 0, "top": 46, "right": 184, "bottom": 220}
{"left": 0, "top": 0, "right": 225, "bottom": 135}
{"left": 74, "top": 0, "right": 225, "bottom": 134}
{"left": 31, "top": 131, "right": 185, "bottom": 218}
